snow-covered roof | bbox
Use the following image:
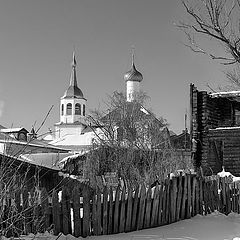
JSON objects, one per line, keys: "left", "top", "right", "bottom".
{"left": 19, "top": 152, "right": 73, "bottom": 170}
{"left": 210, "top": 90, "right": 240, "bottom": 98}
{"left": 0, "top": 127, "right": 28, "bottom": 133}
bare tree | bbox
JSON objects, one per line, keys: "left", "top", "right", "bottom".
{"left": 86, "top": 91, "right": 188, "bottom": 187}
{"left": 178, "top": 0, "right": 240, "bottom": 86}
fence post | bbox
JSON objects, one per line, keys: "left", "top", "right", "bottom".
{"left": 131, "top": 185, "right": 139, "bottom": 231}
{"left": 52, "top": 189, "right": 61, "bottom": 235}
{"left": 82, "top": 185, "right": 90, "bottom": 238}
{"left": 150, "top": 184, "right": 159, "bottom": 227}
{"left": 108, "top": 187, "right": 114, "bottom": 234}
{"left": 72, "top": 186, "right": 81, "bottom": 237}
{"left": 176, "top": 174, "right": 183, "bottom": 221}
{"left": 144, "top": 186, "right": 152, "bottom": 228}
{"left": 102, "top": 187, "right": 108, "bottom": 235}
{"left": 137, "top": 184, "right": 146, "bottom": 230}
{"left": 119, "top": 185, "right": 126, "bottom": 233}
{"left": 125, "top": 186, "right": 133, "bottom": 232}
{"left": 113, "top": 186, "right": 120, "bottom": 233}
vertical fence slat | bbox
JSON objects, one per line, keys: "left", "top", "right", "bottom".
{"left": 119, "top": 186, "right": 126, "bottom": 233}
{"left": 108, "top": 187, "right": 114, "bottom": 234}
{"left": 96, "top": 190, "right": 102, "bottom": 235}
{"left": 62, "top": 187, "right": 71, "bottom": 235}
{"left": 82, "top": 186, "right": 90, "bottom": 238}
{"left": 92, "top": 191, "right": 97, "bottom": 236}
{"left": 137, "top": 184, "right": 146, "bottom": 230}
{"left": 176, "top": 174, "right": 183, "bottom": 221}
{"left": 125, "top": 186, "right": 133, "bottom": 232}
{"left": 165, "top": 178, "right": 170, "bottom": 224}
{"left": 199, "top": 178, "right": 203, "bottom": 215}
{"left": 191, "top": 176, "right": 196, "bottom": 217}
{"left": 181, "top": 175, "right": 187, "bottom": 219}
{"left": 171, "top": 177, "right": 177, "bottom": 223}
{"left": 157, "top": 184, "right": 164, "bottom": 226}
{"left": 187, "top": 174, "right": 191, "bottom": 218}
{"left": 113, "top": 186, "right": 120, "bottom": 233}
{"left": 195, "top": 177, "right": 199, "bottom": 214}
{"left": 144, "top": 187, "right": 152, "bottom": 228}
{"left": 131, "top": 185, "right": 139, "bottom": 231}
{"left": 72, "top": 186, "right": 81, "bottom": 237}
{"left": 52, "top": 189, "right": 61, "bottom": 235}
{"left": 102, "top": 187, "right": 108, "bottom": 235}
{"left": 150, "top": 184, "right": 159, "bottom": 227}
{"left": 41, "top": 187, "right": 50, "bottom": 232}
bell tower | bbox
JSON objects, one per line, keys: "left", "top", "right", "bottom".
{"left": 60, "top": 52, "right": 87, "bottom": 124}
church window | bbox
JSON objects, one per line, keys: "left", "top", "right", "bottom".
{"left": 66, "top": 103, "right": 72, "bottom": 115}
{"left": 61, "top": 104, "right": 64, "bottom": 115}
{"left": 83, "top": 104, "right": 86, "bottom": 116}
{"left": 75, "top": 103, "right": 81, "bottom": 115}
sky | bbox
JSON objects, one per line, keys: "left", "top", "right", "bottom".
{"left": 0, "top": 0, "right": 230, "bottom": 135}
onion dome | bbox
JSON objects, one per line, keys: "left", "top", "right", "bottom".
{"left": 124, "top": 53, "right": 143, "bottom": 82}
{"left": 63, "top": 52, "right": 84, "bottom": 99}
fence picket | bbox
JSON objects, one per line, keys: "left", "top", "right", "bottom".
{"left": 191, "top": 176, "right": 196, "bottom": 217}
{"left": 150, "top": 184, "right": 159, "bottom": 227}
{"left": 52, "top": 189, "right": 61, "bottom": 235}
{"left": 144, "top": 186, "right": 152, "bottom": 228}
{"left": 176, "top": 174, "right": 183, "bottom": 221}
{"left": 96, "top": 190, "right": 102, "bottom": 235}
{"left": 119, "top": 186, "right": 126, "bottom": 233}
{"left": 62, "top": 187, "right": 71, "bottom": 235}
{"left": 113, "top": 186, "right": 120, "bottom": 233}
{"left": 92, "top": 191, "right": 97, "bottom": 236}
{"left": 102, "top": 187, "right": 108, "bottom": 235}
{"left": 82, "top": 186, "right": 90, "bottom": 238}
{"left": 125, "top": 186, "right": 133, "bottom": 232}
{"left": 131, "top": 185, "right": 139, "bottom": 231}
{"left": 158, "top": 184, "right": 164, "bottom": 226}
{"left": 108, "top": 187, "right": 114, "bottom": 234}
{"left": 72, "top": 186, "right": 81, "bottom": 237}
{"left": 137, "top": 184, "right": 146, "bottom": 230}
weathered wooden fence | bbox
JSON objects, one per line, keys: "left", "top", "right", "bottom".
{"left": 1, "top": 174, "right": 240, "bottom": 238}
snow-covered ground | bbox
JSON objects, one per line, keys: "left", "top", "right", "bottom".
{"left": 12, "top": 211, "right": 240, "bottom": 240}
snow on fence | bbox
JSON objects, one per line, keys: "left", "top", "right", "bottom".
{"left": 1, "top": 174, "right": 240, "bottom": 238}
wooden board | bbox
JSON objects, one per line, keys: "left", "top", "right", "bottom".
{"left": 113, "top": 186, "right": 120, "bottom": 233}
{"left": 108, "top": 187, "right": 114, "bottom": 234}
{"left": 131, "top": 186, "right": 139, "bottom": 231}
{"left": 137, "top": 184, "right": 146, "bottom": 230}
{"left": 102, "top": 187, "right": 108, "bottom": 235}
{"left": 119, "top": 186, "right": 126, "bottom": 233}
{"left": 72, "top": 186, "right": 81, "bottom": 237}
{"left": 125, "top": 186, "right": 133, "bottom": 232}
{"left": 82, "top": 186, "right": 90, "bottom": 237}
{"left": 144, "top": 186, "right": 152, "bottom": 228}
{"left": 52, "top": 189, "right": 61, "bottom": 235}
{"left": 150, "top": 184, "right": 159, "bottom": 227}
{"left": 62, "top": 187, "right": 71, "bottom": 235}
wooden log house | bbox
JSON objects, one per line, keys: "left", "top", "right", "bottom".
{"left": 190, "top": 84, "right": 240, "bottom": 176}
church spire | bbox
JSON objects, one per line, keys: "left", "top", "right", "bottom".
{"left": 63, "top": 52, "right": 84, "bottom": 99}
{"left": 70, "top": 52, "right": 77, "bottom": 87}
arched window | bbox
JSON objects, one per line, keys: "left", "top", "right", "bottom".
{"left": 66, "top": 103, "right": 72, "bottom": 115}
{"left": 75, "top": 103, "right": 81, "bottom": 115}
{"left": 83, "top": 104, "right": 86, "bottom": 116}
{"left": 61, "top": 104, "right": 64, "bottom": 115}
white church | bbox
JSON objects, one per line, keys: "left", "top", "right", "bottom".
{"left": 48, "top": 51, "right": 143, "bottom": 151}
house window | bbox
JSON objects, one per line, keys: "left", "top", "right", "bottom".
{"left": 83, "top": 104, "right": 86, "bottom": 116}
{"left": 61, "top": 104, "right": 64, "bottom": 115}
{"left": 75, "top": 103, "right": 81, "bottom": 115}
{"left": 66, "top": 103, "right": 72, "bottom": 115}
